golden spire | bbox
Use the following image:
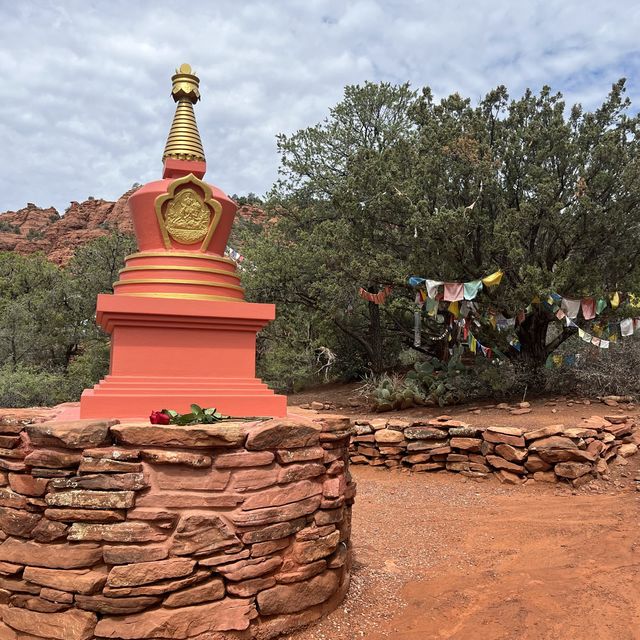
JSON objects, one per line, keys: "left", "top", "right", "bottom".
{"left": 162, "top": 63, "right": 206, "bottom": 163}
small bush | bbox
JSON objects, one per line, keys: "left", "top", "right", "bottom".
{"left": 65, "top": 341, "right": 111, "bottom": 400}
{"left": 0, "top": 221, "right": 20, "bottom": 234}
{"left": 0, "top": 365, "right": 69, "bottom": 408}
{"left": 545, "top": 336, "right": 640, "bottom": 398}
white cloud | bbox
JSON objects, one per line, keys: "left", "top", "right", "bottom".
{"left": 0, "top": 0, "right": 638, "bottom": 212}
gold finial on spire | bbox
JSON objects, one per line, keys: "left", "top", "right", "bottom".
{"left": 162, "top": 63, "right": 206, "bottom": 163}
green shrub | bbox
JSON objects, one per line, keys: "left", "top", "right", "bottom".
{"left": 65, "top": 341, "right": 111, "bottom": 400}
{"left": 545, "top": 336, "right": 640, "bottom": 398}
{"left": 0, "top": 365, "right": 69, "bottom": 407}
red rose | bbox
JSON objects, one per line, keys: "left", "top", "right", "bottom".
{"left": 149, "top": 411, "right": 170, "bottom": 425}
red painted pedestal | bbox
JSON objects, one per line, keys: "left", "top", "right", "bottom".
{"left": 80, "top": 296, "right": 286, "bottom": 418}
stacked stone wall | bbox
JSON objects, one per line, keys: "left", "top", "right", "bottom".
{"left": 0, "top": 415, "right": 354, "bottom": 640}
{"left": 350, "top": 415, "right": 638, "bottom": 485}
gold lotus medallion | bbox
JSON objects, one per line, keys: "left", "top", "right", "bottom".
{"left": 164, "top": 188, "right": 210, "bottom": 244}
{"left": 154, "top": 173, "right": 223, "bottom": 250}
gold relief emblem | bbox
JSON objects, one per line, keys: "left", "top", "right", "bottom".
{"left": 154, "top": 173, "right": 223, "bottom": 250}
{"left": 164, "top": 189, "right": 210, "bottom": 244}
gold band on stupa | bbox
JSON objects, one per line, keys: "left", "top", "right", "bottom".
{"left": 162, "top": 63, "right": 206, "bottom": 163}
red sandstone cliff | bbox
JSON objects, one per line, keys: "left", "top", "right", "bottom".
{"left": 0, "top": 190, "right": 265, "bottom": 265}
{"left": 0, "top": 188, "right": 137, "bottom": 265}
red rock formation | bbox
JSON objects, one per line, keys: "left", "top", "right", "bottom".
{"left": 0, "top": 190, "right": 267, "bottom": 265}
{"left": 0, "top": 189, "right": 138, "bottom": 265}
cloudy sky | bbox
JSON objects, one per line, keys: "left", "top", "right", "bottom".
{"left": 1, "top": 0, "right": 639, "bottom": 213}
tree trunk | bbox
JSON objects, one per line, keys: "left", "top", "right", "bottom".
{"left": 513, "top": 310, "right": 550, "bottom": 391}
{"left": 367, "top": 300, "right": 384, "bottom": 374}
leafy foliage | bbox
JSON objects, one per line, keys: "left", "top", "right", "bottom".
{"left": 240, "top": 78, "right": 640, "bottom": 390}
{"left": 161, "top": 405, "right": 228, "bottom": 426}
{"left": 0, "top": 232, "right": 136, "bottom": 407}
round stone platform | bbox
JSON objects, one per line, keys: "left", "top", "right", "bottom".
{"left": 0, "top": 415, "right": 354, "bottom": 639}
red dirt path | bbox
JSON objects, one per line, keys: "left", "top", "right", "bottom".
{"left": 289, "top": 462, "right": 640, "bottom": 640}
{"left": 284, "top": 387, "right": 640, "bottom": 640}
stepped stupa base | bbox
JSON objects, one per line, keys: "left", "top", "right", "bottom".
{"left": 80, "top": 294, "right": 287, "bottom": 419}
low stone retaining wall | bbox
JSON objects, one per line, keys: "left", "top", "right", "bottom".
{"left": 350, "top": 415, "right": 639, "bottom": 486}
{"left": 0, "top": 415, "right": 354, "bottom": 640}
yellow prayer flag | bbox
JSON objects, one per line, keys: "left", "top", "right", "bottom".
{"left": 552, "top": 355, "right": 563, "bottom": 366}
{"left": 482, "top": 270, "right": 503, "bottom": 287}
{"left": 448, "top": 301, "right": 460, "bottom": 318}
{"left": 611, "top": 291, "right": 620, "bottom": 309}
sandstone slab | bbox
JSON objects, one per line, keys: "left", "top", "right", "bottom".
{"left": 278, "top": 463, "right": 325, "bottom": 484}
{"left": 245, "top": 419, "right": 320, "bottom": 450}
{"left": 30, "top": 518, "right": 68, "bottom": 542}
{"left": 524, "top": 425, "right": 565, "bottom": 441}
{"left": 162, "top": 578, "right": 225, "bottom": 607}
{"left": 81, "top": 447, "right": 140, "bottom": 461}
{"left": 241, "top": 480, "right": 322, "bottom": 511}
{"left": 108, "top": 558, "right": 195, "bottom": 587}
{"left": 50, "top": 473, "right": 146, "bottom": 491}
{"left": 7, "top": 475, "right": 48, "bottom": 497}
{"left": 134, "top": 492, "right": 243, "bottom": 509}
{"left": 45, "top": 490, "right": 135, "bottom": 510}
{"left": 217, "top": 556, "right": 282, "bottom": 582}
{"left": 139, "top": 449, "right": 211, "bottom": 467}
{"left": 241, "top": 517, "right": 308, "bottom": 544}
{"left": 23, "top": 566, "right": 107, "bottom": 594}
{"left": 554, "top": 461, "right": 592, "bottom": 479}
{"left": 486, "top": 455, "right": 525, "bottom": 474}
{"left": 1, "top": 605, "right": 97, "bottom": 640}
{"left": 93, "top": 598, "right": 256, "bottom": 637}
{"left": 533, "top": 471, "right": 558, "bottom": 483}
{"left": 67, "top": 522, "right": 167, "bottom": 543}
{"left": 154, "top": 467, "right": 230, "bottom": 492}
{"left": 103, "top": 544, "right": 169, "bottom": 565}
{"left": 170, "top": 514, "right": 240, "bottom": 556}
{"left": 528, "top": 436, "right": 578, "bottom": 452}
{"left": 75, "top": 594, "right": 160, "bottom": 615}
{"left": 214, "top": 451, "right": 274, "bottom": 468}
{"left": 232, "top": 496, "right": 322, "bottom": 527}
{"left": 293, "top": 530, "right": 340, "bottom": 564}
{"left": 102, "top": 569, "right": 210, "bottom": 598}
{"left": 494, "top": 444, "right": 527, "bottom": 463}
{"left": 41, "top": 587, "right": 74, "bottom": 604}
{"left": 374, "top": 429, "right": 405, "bottom": 444}
{"left": 0, "top": 539, "right": 102, "bottom": 568}
{"left": 24, "top": 450, "right": 82, "bottom": 468}
{"left": 524, "top": 455, "right": 552, "bottom": 473}
{"left": 227, "top": 467, "right": 279, "bottom": 492}
{"left": 26, "top": 420, "right": 114, "bottom": 450}
{"left": 277, "top": 559, "right": 327, "bottom": 584}
{"left": 44, "top": 508, "right": 125, "bottom": 523}
{"left": 0, "top": 507, "right": 40, "bottom": 537}
{"left": 197, "top": 549, "right": 250, "bottom": 568}
{"left": 227, "top": 576, "right": 275, "bottom": 597}
{"left": 450, "top": 437, "right": 482, "bottom": 452}
{"left": 111, "top": 422, "right": 247, "bottom": 448}
{"left": 276, "top": 447, "right": 325, "bottom": 464}
{"left": 482, "top": 431, "right": 526, "bottom": 447}
{"left": 78, "top": 458, "right": 142, "bottom": 473}
{"left": 257, "top": 570, "right": 339, "bottom": 615}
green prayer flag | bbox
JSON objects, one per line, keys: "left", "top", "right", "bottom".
{"left": 596, "top": 298, "right": 607, "bottom": 315}
{"left": 463, "top": 280, "right": 483, "bottom": 300}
